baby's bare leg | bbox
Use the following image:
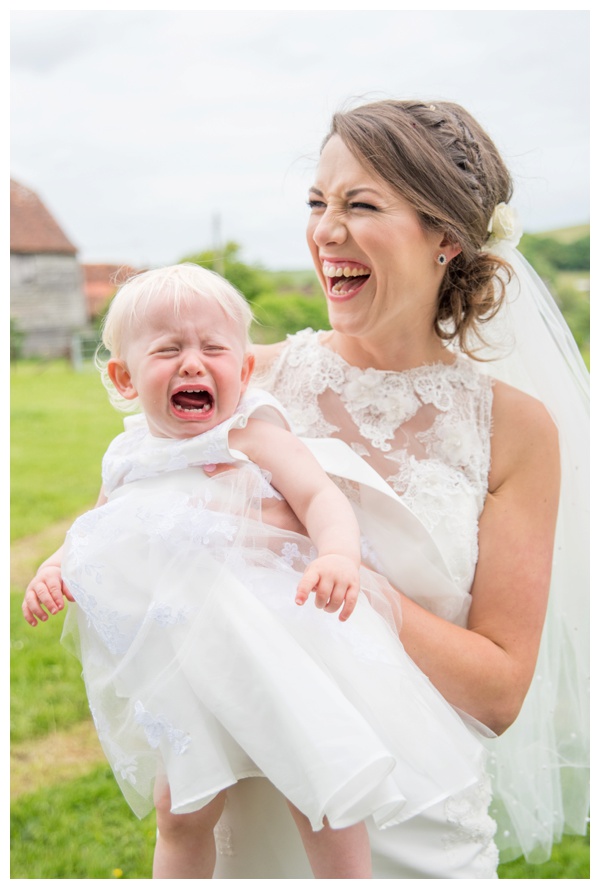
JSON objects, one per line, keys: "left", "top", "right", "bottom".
{"left": 286, "top": 802, "right": 372, "bottom": 878}
{"left": 153, "top": 780, "right": 227, "bottom": 879}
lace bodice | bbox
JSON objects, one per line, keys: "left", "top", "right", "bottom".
{"left": 260, "top": 329, "right": 494, "bottom": 594}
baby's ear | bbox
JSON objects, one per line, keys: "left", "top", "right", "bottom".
{"left": 240, "top": 352, "right": 255, "bottom": 393}
{"left": 108, "top": 359, "right": 138, "bottom": 400}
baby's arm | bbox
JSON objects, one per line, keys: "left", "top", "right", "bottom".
{"left": 229, "top": 421, "right": 361, "bottom": 620}
{"left": 22, "top": 487, "right": 108, "bottom": 627}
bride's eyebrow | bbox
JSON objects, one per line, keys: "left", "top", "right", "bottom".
{"left": 346, "top": 187, "right": 382, "bottom": 199}
{"left": 308, "top": 186, "right": 382, "bottom": 199}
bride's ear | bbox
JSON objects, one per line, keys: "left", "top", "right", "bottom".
{"left": 438, "top": 233, "right": 462, "bottom": 262}
{"left": 108, "top": 359, "right": 138, "bottom": 400}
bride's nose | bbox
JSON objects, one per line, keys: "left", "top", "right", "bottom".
{"left": 310, "top": 208, "right": 347, "bottom": 247}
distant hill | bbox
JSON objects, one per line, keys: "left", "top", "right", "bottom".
{"left": 540, "top": 223, "right": 589, "bottom": 244}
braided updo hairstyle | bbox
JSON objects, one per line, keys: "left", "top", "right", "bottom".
{"left": 324, "top": 100, "right": 514, "bottom": 355}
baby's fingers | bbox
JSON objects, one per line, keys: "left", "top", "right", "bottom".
{"left": 323, "top": 579, "right": 359, "bottom": 619}
{"left": 22, "top": 571, "right": 65, "bottom": 626}
{"left": 337, "top": 582, "right": 360, "bottom": 622}
{"left": 313, "top": 575, "right": 335, "bottom": 610}
{"left": 22, "top": 587, "right": 51, "bottom": 626}
{"left": 296, "top": 567, "right": 320, "bottom": 606}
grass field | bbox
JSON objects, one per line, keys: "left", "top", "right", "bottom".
{"left": 10, "top": 360, "right": 590, "bottom": 878}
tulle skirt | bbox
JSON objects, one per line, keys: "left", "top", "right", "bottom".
{"left": 62, "top": 464, "right": 484, "bottom": 830}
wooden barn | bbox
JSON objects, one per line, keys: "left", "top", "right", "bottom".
{"left": 10, "top": 178, "right": 87, "bottom": 358}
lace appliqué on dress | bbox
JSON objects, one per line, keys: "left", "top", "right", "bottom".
{"left": 214, "top": 820, "right": 235, "bottom": 857}
{"left": 149, "top": 603, "right": 190, "bottom": 626}
{"left": 279, "top": 541, "right": 316, "bottom": 570}
{"left": 67, "top": 578, "right": 134, "bottom": 656}
{"left": 90, "top": 704, "right": 140, "bottom": 786}
{"left": 134, "top": 701, "right": 191, "bottom": 755}
{"left": 443, "top": 777, "right": 499, "bottom": 878}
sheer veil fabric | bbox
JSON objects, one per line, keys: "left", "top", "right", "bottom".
{"left": 466, "top": 240, "right": 590, "bottom": 862}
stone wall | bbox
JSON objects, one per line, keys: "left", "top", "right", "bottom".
{"left": 10, "top": 253, "right": 87, "bottom": 358}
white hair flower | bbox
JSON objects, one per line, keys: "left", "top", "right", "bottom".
{"left": 486, "top": 202, "right": 523, "bottom": 248}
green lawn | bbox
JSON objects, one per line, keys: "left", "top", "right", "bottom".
{"left": 11, "top": 765, "right": 157, "bottom": 879}
{"left": 10, "top": 360, "right": 124, "bottom": 540}
{"left": 10, "top": 360, "right": 590, "bottom": 878}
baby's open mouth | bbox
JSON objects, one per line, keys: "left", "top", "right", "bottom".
{"left": 171, "top": 389, "right": 214, "bottom": 413}
{"left": 322, "top": 263, "right": 371, "bottom": 295}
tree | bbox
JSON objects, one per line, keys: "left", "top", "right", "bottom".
{"left": 180, "top": 241, "right": 273, "bottom": 303}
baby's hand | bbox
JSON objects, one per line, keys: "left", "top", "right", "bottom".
{"left": 296, "top": 555, "right": 360, "bottom": 621}
{"left": 22, "top": 565, "right": 73, "bottom": 627}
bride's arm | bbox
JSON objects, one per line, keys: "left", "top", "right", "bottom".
{"left": 251, "top": 342, "right": 286, "bottom": 378}
{"left": 397, "top": 382, "right": 560, "bottom": 735}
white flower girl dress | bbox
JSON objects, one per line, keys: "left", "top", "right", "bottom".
{"left": 62, "top": 389, "right": 484, "bottom": 831}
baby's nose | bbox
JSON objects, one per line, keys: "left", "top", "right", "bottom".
{"left": 180, "top": 351, "right": 205, "bottom": 374}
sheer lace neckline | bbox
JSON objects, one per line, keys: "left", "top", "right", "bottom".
{"left": 314, "top": 331, "right": 460, "bottom": 379}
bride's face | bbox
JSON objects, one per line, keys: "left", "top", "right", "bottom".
{"left": 306, "top": 136, "right": 452, "bottom": 345}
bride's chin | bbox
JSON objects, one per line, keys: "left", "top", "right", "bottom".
{"left": 326, "top": 313, "right": 369, "bottom": 341}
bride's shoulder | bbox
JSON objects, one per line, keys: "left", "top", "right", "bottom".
{"left": 489, "top": 380, "right": 559, "bottom": 491}
{"left": 252, "top": 341, "right": 286, "bottom": 375}
{"left": 491, "top": 379, "right": 554, "bottom": 426}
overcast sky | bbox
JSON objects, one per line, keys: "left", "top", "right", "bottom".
{"left": 10, "top": 8, "right": 590, "bottom": 271}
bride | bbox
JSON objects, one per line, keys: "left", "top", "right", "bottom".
{"left": 211, "top": 99, "right": 589, "bottom": 878}
{"left": 23, "top": 98, "right": 588, "bottom": 879}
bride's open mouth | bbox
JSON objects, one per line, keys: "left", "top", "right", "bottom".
{"left": 170, "top": 388, "right": 214, "bottom": 415}
{"left": 322, "top": 262, "right": 371, "bottom": 298}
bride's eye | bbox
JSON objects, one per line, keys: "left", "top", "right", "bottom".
{"left": 349, "top": 202, "right": 378, "bottom": 211}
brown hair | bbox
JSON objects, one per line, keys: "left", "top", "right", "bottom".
{"left": 324, "top": 100, "right": 514, "bottom": 355}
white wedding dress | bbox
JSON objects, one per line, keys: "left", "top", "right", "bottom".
{"left": 208, "top": 322, "right": 587, "bottom": 879}
{"left": 61, "top": 387, "right": 486, "bottom": 842}
{"left": 208, "top": 331, "right": 502, "bottom": 879}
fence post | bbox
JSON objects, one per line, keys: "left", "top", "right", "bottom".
{"left": 71, "top": 332, "right": 83, "bottom": 371}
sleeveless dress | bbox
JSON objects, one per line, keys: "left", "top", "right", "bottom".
{"left": 211, "top": 330, "right": 501, "bottom": 879}
{"left": 61, "top": 387, "right": 485, "bottom": 835}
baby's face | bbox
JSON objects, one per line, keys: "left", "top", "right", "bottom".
{"left": 113, "top": 296, "right": 253, "bottom": 439}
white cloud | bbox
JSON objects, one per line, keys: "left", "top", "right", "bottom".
{"left": 10, "top": 9, "right": 590, "bottom": 269}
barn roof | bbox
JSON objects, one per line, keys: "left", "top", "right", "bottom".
{"left": 10, "top": 178, "right": 78, "bottom": 255}
{"left": 82, "top": 263, "right": 141, "bottom": 316}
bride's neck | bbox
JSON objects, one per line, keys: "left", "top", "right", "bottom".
{"left": 323, "top": 330, "right": 453, "bottom": 372}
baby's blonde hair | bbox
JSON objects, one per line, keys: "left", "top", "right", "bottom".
{"left": 97, "top": 263, "right": 254, "bottom": 412}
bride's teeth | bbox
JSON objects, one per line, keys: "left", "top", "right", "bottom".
{"left": 323, "top": 264, "right": 369, "bottom": 278}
